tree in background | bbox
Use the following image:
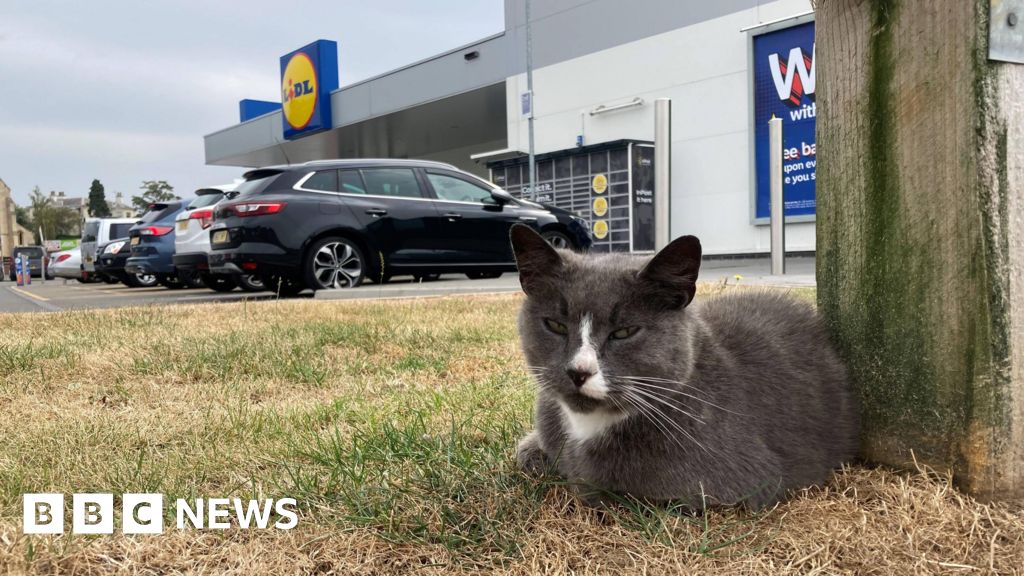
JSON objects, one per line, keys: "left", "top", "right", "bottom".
{"left": 88, "top": 179, "right": 111, "bottom": 217}
{"left": 28, "top": 186, "right": 78, "bottom": 243}
{"left": 132, "top": 180, "right": 179, "bottom": 212}
{"left": 14, "top": 205, "right": 32, "bottom": 229}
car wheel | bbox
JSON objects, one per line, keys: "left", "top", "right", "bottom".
{"left": 237, "top": 274, "right": 265, "bottom": 292}
{"left": 542, "top": 230, "right": 573, "bottom": 250}
{"left": 135, "top": 273, "right": 158, "bottom": 288}
{"left": 304, "top": 237, "right": 365, "bottom": 290}
{"left": 260, "top": 274, "right": 306, "bottom": 297}
{"left": 178, "top": 270, "right": 206, "bottom": 289}
{"left": 122, "top": 273, "right": 156, "bottom": 288}
{"left": 201, "top": 273, "right": 237, "bottom": 293}
{"left": 466, "top": 272, "right": 503, "bottom": 280}
{"left": 157, "top": 274, "right": 185, "bottom": 289}
{"left": 413, "top": 273, "right": 441, "bottom": 282}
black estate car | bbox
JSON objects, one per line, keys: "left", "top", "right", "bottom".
{"left": 208, "top": 159, "right": 591, "bottom": 294}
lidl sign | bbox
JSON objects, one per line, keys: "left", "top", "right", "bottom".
{"left": 280, "top": 40, "right": 338, "bottom": 140}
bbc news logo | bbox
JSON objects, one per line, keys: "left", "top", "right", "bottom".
{"left": 23, "top": 494, "right": 298, "bottom": 534}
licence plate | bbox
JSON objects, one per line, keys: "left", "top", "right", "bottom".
{"left": 177, "top": 220, "right": 188, "bottom": 232}
{"left": 130, "top": 236, "right": 140, "bottom": 246}
{"left": 212, "top": 230, "right": 229, "bottom": 244}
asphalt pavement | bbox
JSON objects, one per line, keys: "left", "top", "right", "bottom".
{"left": 0, "top": 256, "right": 815, "bottom": 313}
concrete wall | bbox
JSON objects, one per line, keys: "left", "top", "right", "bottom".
{"left": 205, "top": 0, "right": 818, "bottom": 255}
{"left": 205, "top": 34, "right": 511, "bottom": 166}
{"left": 499, "top": 0, "right": 811, "bottom": 253}
{"left": 504, "top": 0, "right": 814, "bottom": 255}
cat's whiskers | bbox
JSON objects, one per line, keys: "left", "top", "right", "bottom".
{"left": 523, "top": 366, "right": 560, "bottom": 390}
{"left": 616, "top": 375, "right": 710, "bottom": 395}
{"left": 622, "top": 384, "right": 706, "bottom": 424}
{"left": 618, "top": 376, "right": 746, "bottom": 416}
{"left": 614, "top": 390, "right": 688, "bottom": 453}
{"left": 619, "top": 389, "right": 712, "bottom": 455}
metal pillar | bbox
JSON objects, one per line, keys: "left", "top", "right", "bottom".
{"left": 654, "top": 98, "right": 671, "bottom": 251}
{"left": 525, "top": 0, "right": 536, "bottom": 200}
{"left": 769, "top": 116, "right": 785, "bottom": 275}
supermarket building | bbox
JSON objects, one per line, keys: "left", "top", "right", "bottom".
{"left": 204, "top": 0, "right": 816, "bottom": 255}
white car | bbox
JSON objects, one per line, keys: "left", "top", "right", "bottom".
{"left": 173, "top": 186, "right": 263, "bottom": 292}
{"left": 81, "top": 217, "right": 137, "bottom": 279}
{"left": 48, "top": 247, "right": 85, "bottom": 281}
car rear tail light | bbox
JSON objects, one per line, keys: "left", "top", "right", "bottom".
{"left": 54, "top": 254, "right": 71, "bottom": 263}
{"left": 241, "top": 262, "right": 258, "bottom": 271}
{"left": 189, "top": 209, "right": 214, "bottom": 229}
{"left": 223, "top": 202, "right": 286, "bottom": 217}
{"left": 138, "top": 225, "right": 174, "bottom": 236}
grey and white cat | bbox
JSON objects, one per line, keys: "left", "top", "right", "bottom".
{"left": 511, "top": 225, "right": 859, "bottom": 509}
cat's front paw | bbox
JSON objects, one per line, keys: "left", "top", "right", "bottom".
{"left": 516, "top": 430, "right": 550, "bottom": 475}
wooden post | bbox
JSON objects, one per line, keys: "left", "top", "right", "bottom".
{"left": 817, "top": 0, "right": 1024, "bottom": 500}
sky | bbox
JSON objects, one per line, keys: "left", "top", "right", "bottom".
{"left": 0, "top": 1, "right": 505, "bottom": 206}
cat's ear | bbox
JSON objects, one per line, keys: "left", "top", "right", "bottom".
{"left": 510, "top": 224, "right": 562, "bottom": 296}
{"left": 637, "top": 235, "right": 701, "bottom": 309}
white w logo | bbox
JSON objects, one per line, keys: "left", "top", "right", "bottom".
{"left": 768, "top": 44, "right": 816, "bottom": 107}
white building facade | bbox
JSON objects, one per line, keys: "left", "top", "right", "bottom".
{"left": 204, "top": 0, "right": 815, "bottom": 256}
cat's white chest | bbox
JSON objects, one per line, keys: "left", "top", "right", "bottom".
{"left": 559, "top": 401, "right": 628, "bottom": 441}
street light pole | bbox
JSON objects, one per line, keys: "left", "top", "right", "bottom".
{"left": 525, "top": 0, "right": 536, "bottom": 200}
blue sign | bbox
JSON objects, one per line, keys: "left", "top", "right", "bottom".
{"left": 280, "top": 40, "right": 339, "bottom": 140}
{"left": 239, "top": 99, "right": 281, "bottom": 123}
{"left": 752, "top": 21, "right": 816, "bottom": 220}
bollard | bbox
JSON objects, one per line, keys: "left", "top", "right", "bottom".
{"left": 769, "top": 116, "right": 785, "bottom": 275}
{"left": 654, "top": 98, "right": 672, "bottom": 250}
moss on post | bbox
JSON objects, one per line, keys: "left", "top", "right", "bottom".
{"left": 816, "top": 0, "right": 1024, "bottom": 499}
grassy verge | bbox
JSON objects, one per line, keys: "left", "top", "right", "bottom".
{"left": 0, "top": 287, "right": 1021, "bottom": 574}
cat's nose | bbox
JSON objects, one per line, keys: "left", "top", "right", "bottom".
{"left": 566, "top": 368, "right": 593, "bottom": 387}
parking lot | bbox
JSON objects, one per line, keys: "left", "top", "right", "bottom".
{"left": 0, "top": 257, "right": 814, "bottom": 313}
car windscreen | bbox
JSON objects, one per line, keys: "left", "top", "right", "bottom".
{"left": 234, "top": 170, "right": 282, "bottom": 198}
{"left": 14, "top": 247, "right": 44, "bottom": 257}
{"left": 109, "top": 223, "right": 134, "bottom": 238}
{"left": 82, "top": 221, "right": 100, "bottom": 242}
{"left": 187, "top": 193, "right": 223, "bottom": 210}
{"left": 138, "top": 203, "right": 179, "bottom": 224}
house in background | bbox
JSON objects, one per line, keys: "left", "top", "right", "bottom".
{"left": 0, "top": 179, "right": 36, "bottom": 258}
{"left": 107, "top": 192, "right": 136, "bottom": 218}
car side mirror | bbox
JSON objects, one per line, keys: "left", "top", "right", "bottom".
{"left": 225, "top": 191, "right": 239, "bottom": 199}
{"left": 490, "top": 189, "right": 514, "bottom": 204}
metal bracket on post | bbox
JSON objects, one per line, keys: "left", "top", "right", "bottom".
{"left": 769, "top": 116, "right": 785, "bottom": 275}
{"left": 990, "top": 0, "right": 1024, "bottom": 63}
{"left": 654, "top": 98, "right": 671, "bottom": 251}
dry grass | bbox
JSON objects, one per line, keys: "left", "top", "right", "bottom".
{"left": 0, "top": 288, "right": 1021, "bottom": 575}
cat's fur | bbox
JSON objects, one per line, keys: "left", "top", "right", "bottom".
{"left": 511, "top": 225, "right": 859, "bottom": 509}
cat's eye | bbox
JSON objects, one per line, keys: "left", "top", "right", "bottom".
{"left": 608, "top": 326, "right": 640, "bottom": 340}
{"left": 544, "top": 318, "right": 569, "bottom": 335}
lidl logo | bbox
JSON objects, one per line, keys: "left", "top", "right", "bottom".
{"left": 279, "top": 40, "right": 338, "bottom": 140}
{"left": 282, "top": 53, "right": 319, "bottom": 130}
